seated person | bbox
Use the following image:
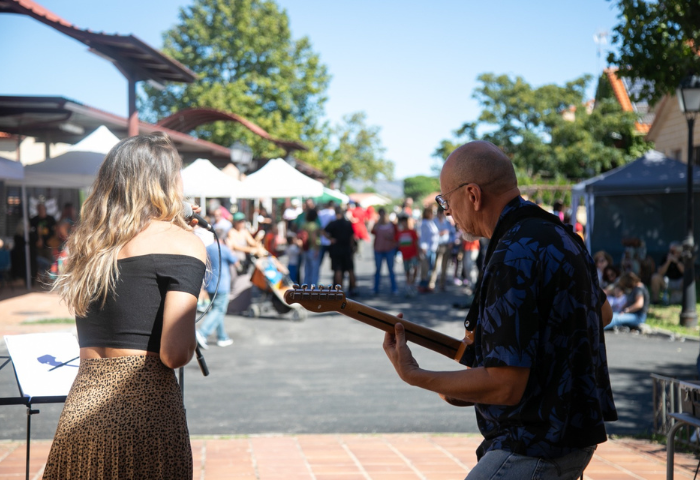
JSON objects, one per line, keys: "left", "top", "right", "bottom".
{"left": 603, "top": 265, "right": 620, "bottom": 288}
{"left": 604, "top": 272, "right": 650, "bottom": 331}
{"left": 650, "top": 242, "right": 684, "bottom": 304}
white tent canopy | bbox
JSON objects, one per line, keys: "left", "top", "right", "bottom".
{"left": 67, "top": 125, "right": 121, "bottom": 155}
{"left": 181, "top": 158, "right": 242, "bottom": 206}
{"left": 8, "top": 125, "right": 120, "bottom": 188}
{"left": 236, "top": 158, "right": 324, "bottom": 199}
{"left": 0, "top": 156, "right": 23, "bottom": 181}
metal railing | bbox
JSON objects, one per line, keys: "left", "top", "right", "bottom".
{"left": 651, "top": 373, "right": 699, "bottom": 450}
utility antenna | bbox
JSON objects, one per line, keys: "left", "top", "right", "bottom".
{"left": 593, "top": 30, "right": 609, "bottom": 74}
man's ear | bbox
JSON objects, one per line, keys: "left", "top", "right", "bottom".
{"left": 466, "top": 184, "right": 482, "bottom": 211}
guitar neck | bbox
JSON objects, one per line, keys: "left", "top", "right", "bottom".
{"left": 339, "top": 299, "right": 467, "bottom": 362}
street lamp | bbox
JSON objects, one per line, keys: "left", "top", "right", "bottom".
{"left": 230, "top": 141, "right": 253, "bottom": 173}
{"left": 677, "top": 75, "right": 700, "bottom": 326}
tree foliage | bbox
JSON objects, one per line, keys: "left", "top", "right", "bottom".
{"left": 403, "top": 175, "right": 440, "bottom": 202}
{"left": 434, "top": 73, "right": 653, "bottom": 179}
{"left": 607, "top": 0, "right": 700, "bottom": 104}
{"left": 325, "top": 112, "right": 394, "bottom": 189}
{"left": 139, "top": 0, "right": 330, "bottom": 164}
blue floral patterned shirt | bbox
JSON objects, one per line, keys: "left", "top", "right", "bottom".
{"left": 464, "top": 196, "right": 617, "bottom": 459}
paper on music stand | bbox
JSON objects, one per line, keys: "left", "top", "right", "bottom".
{"left": 4, "top": 333, "right": 80, "bottom": 398}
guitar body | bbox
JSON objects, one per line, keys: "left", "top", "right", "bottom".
{"left": 284, "top": 285, "right": 472, "bottom": 363}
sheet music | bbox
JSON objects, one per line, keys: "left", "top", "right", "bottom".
{"left": 4, "top": 333, "right": 80, "bottom": 398}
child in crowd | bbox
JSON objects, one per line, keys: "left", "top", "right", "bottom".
{"left": 286, "top": 234, "right": 302, "bottom": 284}
{"left": 263, "top": 223, "right": 280, "bottom": 257}
{"left": 608, "top": 285, "right": 627, "bottom": 313}
{"left": 396, "top": 214, "right": 419, "bottom": 297}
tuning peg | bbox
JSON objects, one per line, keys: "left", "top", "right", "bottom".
{"left": 310, "top": 284, "right": 316, "bottom": 290}
{"left": 293, "top": 284, "right": 300, "bottom": 289}
{"left": 335, "top": 284, "right": 343, "bottom": 291}
{"left": 301, "top": 284, "right": 308, "bottom": 290}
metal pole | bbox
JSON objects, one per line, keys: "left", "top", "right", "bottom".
{"left": 667, "top": 419, "right": 685, "bottom": 480}
{"left": 17, "top": 135, "right": 31, "bottom": 291}
{"left": 681, "top": 115, "right": 697, "bottom": 327}
{"left": 127, "top": 78, "right": 138, "bottom": 137}
{"left": 22, "top": 185, "right": 30, "bottom": 290}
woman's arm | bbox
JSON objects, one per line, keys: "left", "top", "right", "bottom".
{"left": 160, "top": 232, "right": 206, "bottom": 369}
{"left": 160, "top": 291, "right": 198, "bottom": 369}
{"left": 227, "top": 230, "right": 262, "bottom": 254}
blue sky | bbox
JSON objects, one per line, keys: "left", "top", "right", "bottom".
{"left": 0, "top": 0, "right": 621, "bottom": 178}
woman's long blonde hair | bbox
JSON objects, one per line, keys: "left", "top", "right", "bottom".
{"left": 53, "top": 132, "right": 189, "bottom": 316}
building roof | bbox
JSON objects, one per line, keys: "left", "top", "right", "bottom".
{"left": 0, "top": 96, "right": 230, "bottom": 162}
{"left": 603, "top": 68, "right": 654, "bottom": 134}
{"left": 157, "top": 108, "right": 307, "bottom": 153}
{"left": 0, "top": 0, "right": 196, "bottom": 85}
{"left": 644, "top": 95, "right": 671, "bottom": 142}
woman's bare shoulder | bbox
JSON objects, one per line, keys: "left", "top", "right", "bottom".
{"left": 120, "top": 221, "right": 206, "bottom": 263}
{"left": 164, "top": 225, "right": 207, "bottom": 262}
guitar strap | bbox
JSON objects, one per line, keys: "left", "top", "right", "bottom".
{"left": 463, "top": 201, "right": 589, "bottom": 335}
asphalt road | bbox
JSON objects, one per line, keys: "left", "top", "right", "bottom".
{"left": 1, "top": 243, "right": 698, "bottom": 440}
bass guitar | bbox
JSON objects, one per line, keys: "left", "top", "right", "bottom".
{"left": 284, "top": 284, "right": 472, "bottom": 363}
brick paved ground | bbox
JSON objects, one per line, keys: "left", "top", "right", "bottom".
{"left": 0, "top": 435, "right": 698, "bottom": 480}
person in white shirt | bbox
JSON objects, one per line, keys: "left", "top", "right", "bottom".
{"left": 285, "top": 234, "right": 302, "bottom": 284}
{"left": 210, "top": 208, "right": 233, "bottom": 238}
{"left": 418, "top": 207, "right": 439, "bottom": 292}
{"left": 429, "top": 206, "right": 456, "bottom": 291}
{"left": 283, "top": 198, "right": 303, "bottom": 231}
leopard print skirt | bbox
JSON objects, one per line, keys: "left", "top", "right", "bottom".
{"left": 43, "top": 355, "right": 192, "bottom": 480}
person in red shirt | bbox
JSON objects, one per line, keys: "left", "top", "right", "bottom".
{"left": 461, "top": 236, "right": 481, "bottom": 290}
{"left": 263, "top": 223, "right": 280, "bottom": 257}
{"left": 396, "top": 214, "right": 419, "bottom": 297}
{"left": 348, "top": 201, "right": 370, "bottom": 243}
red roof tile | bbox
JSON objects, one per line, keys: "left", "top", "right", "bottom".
{"left": 603, "top": 67, "right": 651, "bottom": 134}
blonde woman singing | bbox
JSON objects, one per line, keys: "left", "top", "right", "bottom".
{"left": 44, "top": 132, "right": 206, "bottom": 480}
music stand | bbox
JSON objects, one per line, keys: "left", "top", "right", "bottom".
{"left": 1, "top": 333, "right": 80, "bottom": 480}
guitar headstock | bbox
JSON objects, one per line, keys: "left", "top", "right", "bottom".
{"left": 284, "top": 284, "right": 347, "bottom": 313}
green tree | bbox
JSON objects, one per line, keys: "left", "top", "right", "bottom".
{"left": 607, "top": 0, "right": 700, "bottom": 104}
{"left": 325, "top": 112, "right": 394, "bottom": 189}
{"left": 139, "top": 0, "right": 331, "bottom": 165}
{"left": 434, "top": 73, "right": 652, "bottom": 179}
{"left": 403, "top": 175, "right": 440, "bottom": 202}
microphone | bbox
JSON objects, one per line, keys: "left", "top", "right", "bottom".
{"left": 183, "top": 202, "right": 211, "bottom": 230}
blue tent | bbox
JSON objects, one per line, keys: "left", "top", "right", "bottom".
{"left": 571, "top": 150, "right": 700, "bottom": 265}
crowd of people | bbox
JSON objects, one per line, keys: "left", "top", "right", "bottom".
{"left": 272, "top": 197, "right": 487, "bottom": 299}
{"left": 592, "top": 238, "right": 686, "bottom": 332}
{"left": 1, "top": 200, "right": 78, "bottom": 285}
